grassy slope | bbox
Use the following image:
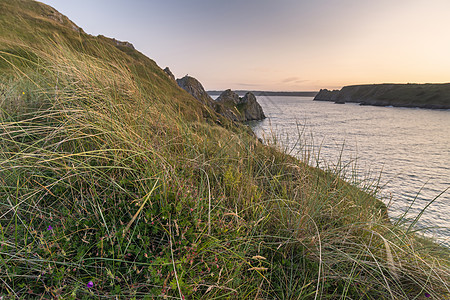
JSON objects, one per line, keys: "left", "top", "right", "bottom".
{"left": 0, "top": 0, "right": 449, "bottom": 299}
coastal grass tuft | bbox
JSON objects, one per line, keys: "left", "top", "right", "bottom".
{"left": 1, "top": 2, "right": 449, "bottom": 298}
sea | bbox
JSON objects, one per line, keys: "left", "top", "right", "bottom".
{"left": 249, "top": 96, "right": 450, "bottom": 247}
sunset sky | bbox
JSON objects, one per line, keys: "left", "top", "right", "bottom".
{"left": 40, "top": 0, "right": 450, "bottom": 91}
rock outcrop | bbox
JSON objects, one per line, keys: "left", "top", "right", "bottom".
{"left": 176, "top": 76, "right": 215, "bottom": 108}
{"left": 215, "top": 89, "right": 265, "bottom": 121}
{"left": 314, "top": 89, "right": 340, "bottom": 102}
{"left": 240, "top": 92, "right": 266, "bottom": 120}
{"left": 163, "top": 67, "right": 175, "bottom": 81}
{"left": 215, "top": 89, "right": 245, "bottom": 122}
{"left": 216, "top": 89, "right": 240, "bottom": 106}
{"left": 176, "top": 76, "right": 266, "bottom": 122}
{"left": 314, "top": 84, "right": 450, "bottom": 109}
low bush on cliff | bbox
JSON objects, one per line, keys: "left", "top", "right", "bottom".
{"left": 1, "top": 2, "right": 449, "bottom": 299}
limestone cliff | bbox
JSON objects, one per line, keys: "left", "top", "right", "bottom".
{"left": 215, "top": 89, "right": 246, "bottom": 122}
{"left": 240, "top": 92, "right": 266, "bottom": 120}
{"left": 176, "top": 76, "right": 216, "bottom": 108}
{"left": 314, "top": 89, "right": 340, "bottom": 102}
{"left": 177, "top": 76, "right": 266, "bottom": 122}
{"left": 215, "top": 89, "right": 265, "bottom": 121}
{"left": 314, "top": 84, "right": 450, "bottom": 109}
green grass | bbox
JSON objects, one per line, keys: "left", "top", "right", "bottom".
{"left": 0, "top": 0, "right": 449, "bottom": 298}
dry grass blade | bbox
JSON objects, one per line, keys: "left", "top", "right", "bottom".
{"left": 123, "top": 179, "right": 159, "bottom": 235}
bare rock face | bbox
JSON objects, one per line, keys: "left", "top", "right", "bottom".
{"left": 216, "top": 89, "right": 240, "bottom": 106}
{"left": 314, "top": 89, "right": 340, "bottom": 102}
{"left": 240, "top": 92, "right": 266, "bottom": 120}
{"left": 215, "top": 90, "right": 245, "bottom": 122}
{"left": 216, "top": 90, "right": 265, "bottom": 121}
{"left": 176, "top": 75, "right": 215, "bottom": 108}
{"left": 176, "top": 75, "right": 266, "bottom": 122}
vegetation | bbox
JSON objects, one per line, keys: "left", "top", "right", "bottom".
{"left": 315, "top": 84, "right": 450, "bottom": 108}
{"left": 1, "top": 0, "right": 449, "bottom": 298}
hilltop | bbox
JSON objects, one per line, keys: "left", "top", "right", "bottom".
{"left": 315, "top": 83, "right": 450, "bottom": 109}
{"left": 0, "top": 0, "right": 448, "bottom": 298}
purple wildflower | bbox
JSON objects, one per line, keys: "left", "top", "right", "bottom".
{"left": 47, "top": 225, "right": 53, "bottom": 231}
{"left": 425, "top": 292, "right": 431, "bottom": 298}
{"left": 87, "top": 281, "right": 94, "bottom": 288}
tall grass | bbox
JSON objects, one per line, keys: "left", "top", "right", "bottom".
{"left": 0, "top": 39, "right": 449, "bottom": 299}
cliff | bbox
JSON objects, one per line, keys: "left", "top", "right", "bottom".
{"left": 1, "top": 1, "right": 448, "bottom": 298}
{"left": 176, "top": 75, "right": 216, "bottom": 108}
{"left": 177, "top": 76, "right": 266, "bottom": 122}
{"left": 238, "top": 91, "right": 266, "bottom": 120}
{"left": 215, "top": 89, "right": 266, "bottom": 121}
{"left": 314, "top": 84, "right": 450, "bottom": 109}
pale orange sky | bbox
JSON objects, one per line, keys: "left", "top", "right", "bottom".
{"left": 42, "top": 0, "right": 450, "bottom": 91}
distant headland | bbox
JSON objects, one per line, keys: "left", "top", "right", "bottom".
{"left": 208, "top": 90, "right": 318, "bottom": 97}
{"left": 314, "top": 83, "right": 450, "bottom": 109}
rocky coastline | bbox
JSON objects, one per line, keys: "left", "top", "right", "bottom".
{"left": 314, "top": 83, "right": 450, "bottom": 109}
{"left": 174, "top": 73, "right": 266, "bottom": 122}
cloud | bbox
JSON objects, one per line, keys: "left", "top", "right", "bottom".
{"left": 282, "top": 77, "right": 299, "bottom": 83}
{"left": 235, "top": 82, "right": 264, "bottom": 87}
{"left": 295, "top": 79, "right": 310, "bottom": 83}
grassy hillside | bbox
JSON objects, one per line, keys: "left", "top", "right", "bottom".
{"left": 1, "top": 0, "right": 449, "bottom": 298}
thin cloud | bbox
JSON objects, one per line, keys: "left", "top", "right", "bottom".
{"left": 282, "top": 77, "right": 299, "bottom": 83}
{"left": 235, "top": 83, "right": 264, "bottom": 87}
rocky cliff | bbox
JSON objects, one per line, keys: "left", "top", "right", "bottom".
{"left": 239, "top": 92, "right": 266, "bottom": 120}
{"left": 176, "top": 75, "right": 216, "bottom": 108}
{"left": 215, "top": 89, "right": 266, "bottom": 121}
{"left": 177, "top": 76, "right": 266, "bottom": 122}
{"left": 314, "top": 84, "right": 450, "bottom": 109}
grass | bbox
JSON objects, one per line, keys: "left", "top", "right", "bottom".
{"left": 1, "top": 0, "right": 449, "bottom": 298}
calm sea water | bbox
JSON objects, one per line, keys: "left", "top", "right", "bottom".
{"left": 250, "top": 96, "right": 450, "bottom": 246}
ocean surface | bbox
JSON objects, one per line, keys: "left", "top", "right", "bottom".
{"left": 250, "top": 96, "right": 450, "bottom": 246}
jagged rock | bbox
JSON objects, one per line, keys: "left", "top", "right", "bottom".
{"left": 215, "top": 90, "right": 246, "bottom": 122}
{"left": 240, "top": 92, "right": 266, "bottom": 120}
{"left": 176, "top": 75, "right": 215, "bottom": 108}
{"left": 216, "top": 89, "right": 240, "bottom": 106}
{"left": 216, "top": 90, "right": 265, "bottom": 121}
{"left": 164, "top": 67, "right": 175, "bottom": 81}
{"left": 176, "top": 75, "right": 266, "bottom": 122}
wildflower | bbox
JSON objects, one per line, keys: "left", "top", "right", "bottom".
{"left": 190, "top": 208, "right": 194, "bottom": 212}
{"left": 87, "top": 281, "right": 94, "bottom": 288}
{"left": 425, "top": 293, "right": 431, "bottom": 298}
{"left": 47, "top": 225, "right": 53, "bottom": 231}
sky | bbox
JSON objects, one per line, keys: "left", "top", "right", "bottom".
{"left": 40, "top": 0, "right": 450, "bottom": 91}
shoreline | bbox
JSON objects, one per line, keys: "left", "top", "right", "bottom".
{"left": 314, "top": 83, "right": 450, "bottom": 109}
